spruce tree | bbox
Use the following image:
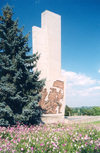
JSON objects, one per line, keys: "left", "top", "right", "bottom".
{"left": 0, "top": 5, "right": 45, "bottom": 126}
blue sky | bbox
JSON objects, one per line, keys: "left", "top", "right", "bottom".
{"left": 0, "top": 0, "right": 100, "bottom": 107}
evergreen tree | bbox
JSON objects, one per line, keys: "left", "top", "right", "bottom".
{"left": 65, "top": 105, "right": 72, "bottom": 116}
{"left": 0, "top": 5, "right": 45, "bottom": 126}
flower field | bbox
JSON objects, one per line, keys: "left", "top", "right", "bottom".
{"left": 0, "top": 122, "right": 100, "bottom": 153}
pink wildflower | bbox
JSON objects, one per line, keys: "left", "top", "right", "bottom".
{"left": 31, "top": 147, "right": 34, "bottom": 151}
{"left": 79, "top": 134, "right": 82, "bottom": 137}
{"left": 52, "top": 142, "right": 57, "bottom": 148}
{"left": 40, "top": 143, "right": 44, "bottom": 146}
{"left": 18, "top": 138, "right": 20, "bottom": 142}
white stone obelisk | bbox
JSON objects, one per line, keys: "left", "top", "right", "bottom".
{"left": 32, "top": 10, "right": 66, "bottom": 123}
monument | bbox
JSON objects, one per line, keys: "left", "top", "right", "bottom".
{"left": 32, "top": 10, "right": 66, "bottom": 123}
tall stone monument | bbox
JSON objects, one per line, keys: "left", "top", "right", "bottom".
{"left": 32, "top": 10, "right": 66, "bottom": 123}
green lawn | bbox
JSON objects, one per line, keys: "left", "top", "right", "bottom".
{"left": 91, "top": 120, "right": 100, "bottom": 124}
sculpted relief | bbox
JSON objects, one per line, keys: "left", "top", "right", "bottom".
{"left": 39, "top": 80, "right": 64, "bottom": 114}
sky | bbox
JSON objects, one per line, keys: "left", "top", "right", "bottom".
{"left": 0, "top": 0, "right": 100, "bottom": 107}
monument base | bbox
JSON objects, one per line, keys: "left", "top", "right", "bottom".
{"left": 41, "top": 114, "right": 65, "bottom": 124}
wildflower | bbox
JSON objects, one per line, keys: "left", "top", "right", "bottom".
{"left": 18, "top": 138, "right": 20, "bottom": 142}
{"left": 52, "top": 142, "right": 57, "bottom": 148}
{"left": 81, "top": 145, "right": 84, "bottom": 148}
{"left": 31, "top": 147, "right": 34, "bottom": 151}
{"left": 21, "top": 148, "right": 24, "bottom": 151}
{"left": 40, "top": 143, "right": 44, "bottom": 146}
{"left": 36, "top": 138, "right": 38, "bottom": 142}
{"left": 90, "top": 140, "right": 93, "bottom": 144}
{"left": 79, "top": 134, "right": 82, "bottom": 137}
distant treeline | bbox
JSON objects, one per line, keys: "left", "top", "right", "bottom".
{"left": 65, "top": 105, "right": 100, "bottom": 116}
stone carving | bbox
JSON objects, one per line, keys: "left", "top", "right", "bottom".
{"left": 53, "top": 80, "right": 64, "bottom": 90}
{"left": 39, "top": 80, "right": 64, "bottom": 114}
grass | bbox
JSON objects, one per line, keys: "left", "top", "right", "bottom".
{"left": 90, "top": 120, "right": 100, "bottom": 124}
{"left": 0, "top": 122, "right": 100, "bottom": 153}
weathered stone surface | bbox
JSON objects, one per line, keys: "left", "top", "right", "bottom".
{"left": 53, "top": 80, "right": 64, "bottom": 90}
{"left": 39, "top": 80, "right": 64, "bottom": 114}
{"left": 32, "top": 10, "right": 61, "bottom": 81}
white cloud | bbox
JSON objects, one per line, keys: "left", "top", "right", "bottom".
{"left": 98, "top": 69, "right": 100, "bottom": 73}
{"left": 62, "top": 69, "right": 100, "bottom": 107}
{"left": 62, "top": 70, "right": 96, "bottom": 86}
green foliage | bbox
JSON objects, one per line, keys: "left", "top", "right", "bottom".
{"left": 0, "top": 131, "right": 12, "bottom": 140}
{"left": 71, "top": 106, "right": 100, "bottom": 116}
{"left": 0, "top": 4, "right": 45, "bottom": 126}
{"left": 65, "top": 105, "right": 72, "bottom": 116}
{"left": 92, "top": 107, "right": 100, "bottom": 115}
